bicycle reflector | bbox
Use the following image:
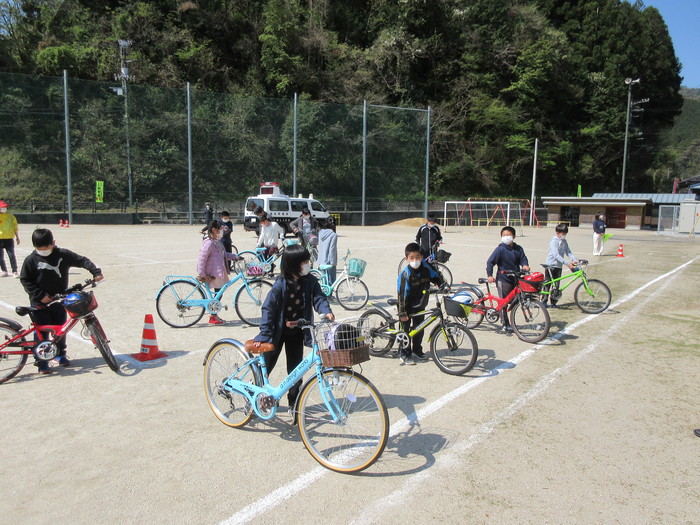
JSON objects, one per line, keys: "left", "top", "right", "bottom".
{"left": 64, "top": 291, "right": 97, "bottom": 317}
{"left": 519, "top": 272, "right": 545, "bottom": 293}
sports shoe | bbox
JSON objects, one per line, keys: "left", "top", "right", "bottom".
{"left": 400, "top": 356, "right": 416, "bottom": 366}
{"left": 208, "top": 315, "right": 225, "bottom": 325}
{"left": 0, "top": 271, "right": 9, "bottom": 277}
{"left": 12, "top": 272, "right": 19, "bottom": 278}
{"left": 54, "top": 355, "right": 71, "bottom": 367}
{"left": 35, "top": 361, "right": 52, "bottom": 374}
{"left": 413, "top": 352, "right": 430, "bottom": 362}
{"left": 288, "top": 407, "right": 298, "bottom": 426}
{"left": 548, "top": 303, "right": 558, "bottom": 309}
{"left": 499, "top": 325, "right": 513, "bottom": 333}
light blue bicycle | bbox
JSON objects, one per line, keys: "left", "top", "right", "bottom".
{"left": 155, "top": 260, "right": 272, "bottom": 327}
{"left": 310, "top": 250, "right": 369, "bottom": 311}
{"left": 202, "top": 318, "right": 389, "bottom": 473}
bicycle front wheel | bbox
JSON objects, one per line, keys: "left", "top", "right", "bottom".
{"left": 0, "top": 323, "right": 27, "bottom": 384}
{"left": 397, "top": 257, "right": 408, "bottom": 275}
{"left": 510, "top": 298, "right": 551, "bottom": 343}
{"left": 156, "top": 279, "right": 206, "bottom": 328}
{"left": 430, "top": 322, "right": 479, "bottom": 375}
{"left": 297, "top": 369, "right": 389, "bottom": 473}
{"left": 359, "top": 309, "right": 396, "bottom": 356}
{"left": 234, "top": 279, "right": 273, "bottom": 326}
{"left": 335, "top": 277, "right": 369, "bottom": 311}
{"left": 574, "top": 279, "right": 611, "bottom": 314}
{"left": 203, "top": 341, "right": 261, "bottom": 428}
{"left": 85, "top": 317, "right": 119, "bottom": 372}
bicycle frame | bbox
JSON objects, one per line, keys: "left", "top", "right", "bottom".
{"left": 313, "top": 250, "right": 352, "bottom": 296}
{"left": 160, "top": 271, "right": 259, "bottom": 312}
{"left": 371, "top": 300, "right": 449, "bottom": 344}
{"left": 470, "top": 282, "right": 521, "bottom": 315}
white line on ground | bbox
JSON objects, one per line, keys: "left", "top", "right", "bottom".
{"left": 218, "top": 255, "right": 698, "bottom": 525}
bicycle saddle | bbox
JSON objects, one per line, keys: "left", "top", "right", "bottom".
{"left": 15, "top": 306, "right": 37, "bottom": 317}
{"left": 478, "top": 278, "right": 489, "bottom": 284}
{"left": 540, "top": 263, "right": 554, "bottom": 269}
{"left": 387, "top": 298, "right": 398, "bottom": 306}
{"left": 319, "top": 264, "right": 333, "bottom": 271}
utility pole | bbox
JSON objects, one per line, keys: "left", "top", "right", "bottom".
{"left": 116, "top": 40, "right": 134, "bottom": 206}
{"left": 621, "top": 78, "right": 640, "bottom": 193}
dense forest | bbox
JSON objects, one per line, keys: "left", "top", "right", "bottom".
{"left": 0, "top": 0, "right": 691, "bottom": 206}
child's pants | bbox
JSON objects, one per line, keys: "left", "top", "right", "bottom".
{"left": 263, "top": 326, "right": 304, "bottom": 407}
{"left": 400, "top": 309, "right": 425, "bottom": 358}
{"left": 0, "top": 238, "right": 17, "bottom": 272}
{"left": 30, "top": 303, "right": 68, "bottom": 356}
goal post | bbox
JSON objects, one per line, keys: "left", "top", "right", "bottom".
{"left": 443, "top": 200, "right": 524, "bottom": 236}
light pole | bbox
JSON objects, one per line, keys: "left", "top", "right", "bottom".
{"left": 621, "top": 77, "right": 640, "bottom": 194}
{"left": 116, "top": 39, "right": 134, "bottom": 206}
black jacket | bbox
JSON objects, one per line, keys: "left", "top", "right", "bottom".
{"left": 415, "top": 223, "right": 442, "bottom": 256}
{"left": 486, "top": 243, "right": 529, "bottom": 283}
{"left": 20, "top": 248, "right": 102, "bottom": 304}
{"left": 397, "top": 262, "right": 444, "bottom": 317}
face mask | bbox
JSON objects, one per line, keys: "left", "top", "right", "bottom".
{"left": 0, "top": 208, "right": 6, "bottom": 214}
{"left": 300, "top": 262, "right": 311, "bottom": 276}
{"left": 36, "top": 248, "right": 53, "bottom": 257}
{"left": 501, "top": 236, "right": 514, "bottom": 245}
{"left": 408, "top": 260, "right": 421, "bottom": 269}
{"left": 558, "top": 234, "right": 566, "bottom": 240}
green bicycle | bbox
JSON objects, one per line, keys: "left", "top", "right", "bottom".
{"left": 539, "top": 259, "right": 612, "bottom": 314}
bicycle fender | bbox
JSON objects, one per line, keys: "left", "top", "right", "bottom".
{"left": 0, "top": 317, "right": 22, "bottom": 331}
{"left": 371, "top": 304, "right": 394, "bottom": 318}
{"left": 427, "top": 323, "right": 443, "bottom": 343}
{"left": 156, "top": 275, "right": 201, "bottom": 297}
{"left": 294, "top": 367, "right": 365, "bottom": 415}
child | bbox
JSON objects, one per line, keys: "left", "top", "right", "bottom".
{"left": 486, "top": 226, "right": 530, "bottom": 333}
{"left": 592, "top": 213, "right": 606, "bottom": 256}
{"left": 197, "top": 220, "right": 239, "bottom": 325}
{"left": 317, "top": 218, "right": 338, "bottom": 283}
{"left": 290, "top": 207, "right": 319, "bottom": 246}
{"left": 219, "top": 210, "right": 234, "bottom": 269}
{"left": 252, "top": 243, "right": 334, "bottom": 419}
{"left": 257, "top": 214, "right": 285, "bottom": 258}
{"left": 397, "top": 242, "right": 446, "bottom": 365}
{"left": 19, "top": 228, "right": 103, "bottom": 373}
{"left": 0, "top": 200, "right": 20, "bottom": 277}
{"left": 415, "top": 212, "right": 442, "bottom": 258}
{"left": 543, "top": 224, "right": 578, "bottom": 308}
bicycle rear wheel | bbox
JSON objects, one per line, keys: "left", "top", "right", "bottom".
{"left": 156, "top": 279, "right": 206, "bottom": 328}
{"left": 335, "top": 277, "right": 369, "bottom": 310}
{"left": 433, "top": 262, "right": 453, "bottom": 287}
{"left": 85, "top": 317, "right": 119, "bottom": 372}
{"left": 297, "top": 369, "right": 389, "bottom": 473}
{"left": 430, "top": 322, "right": 479, "bottom": 375}
{"left": 234, "top": 279, "right": 273, "bottom": 326}
{"left": 359, "top": 309, "right": 396, "bottom": 356}
{"left": 0, "top": 323, "right": 27, "bottom": 384}
{"left": 574, "top": 279, "right": 611, "bottom": 314}
{"left": 397, "top": 257, "right": 408, "bottom": 275}
{"left": 510, "top": 297, "right": 550, "bottom": 343}
{"left": 203, "top": 341, "right": 261, "bottom": 428}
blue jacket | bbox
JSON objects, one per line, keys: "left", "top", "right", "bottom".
{"left": 592, "top": 219, "right": 606, "bottom": 234}
{"left": 397, "top": 262, "right": 444, "bottom": 316}
{"left": 486, "top": 243, "right": 529, "bottom": 283}
{"left": 254, "top": 275, "right": 332, "bottom": 347}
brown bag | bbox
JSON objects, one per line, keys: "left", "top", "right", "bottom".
{"left": 244, "top": 339, "right": 275, "bottom": 354}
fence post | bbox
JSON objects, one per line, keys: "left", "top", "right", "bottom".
{"left": 63, "top": 70, "right": 73, "bottom": 225}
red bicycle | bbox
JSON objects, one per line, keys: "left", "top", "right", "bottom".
{"left": 0, "top": 279, "right": 118, "bottom": 383}
{"left": 451, "top": 271, "right": 551, "bottom": 343}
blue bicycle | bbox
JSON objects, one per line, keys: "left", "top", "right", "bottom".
{"left": 155, "top": 261, "right": 272, "bottom": 327}
{"left": 202, "top": 318, "right": 389, "bottom": 473}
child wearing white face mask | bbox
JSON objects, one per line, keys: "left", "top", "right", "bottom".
{"left": 252, "top": 243, "right": 334, "bottom": 419}
{"left": 0, "top": 200, "right": 20, "bottom": 277}
{"left": 396, "top": 242, "right": 446, "bottom": 365}
{"left": 197, "top": 220, "right": 240, "bottom": 325}
{"left": 486, "top": 226, "right": 530, "bottom": 333}
{"left": 542, "top": 223, "right": 578, "bottom": 308}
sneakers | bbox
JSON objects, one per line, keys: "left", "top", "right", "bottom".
{"left": 413, "top": 352, "right": 430, "bottom": 362}
{"left": 499, "top": 325, "right": 513, "bottom": 333}
{"left": 54, "top": 355, "right": 71, "bottom": 367}
{"left": 0, "top": 271, "right": 9, "bottom": 277}
{"left": 548, "top": 303, "right": 558, "bottom": 309}
{"left": 35, "top": 361, "right": 52, "bottom": 374}
{"left": 400, "top": 356, "right": 416, "bottom": 366}
{"left": 288, "top": 406, "right": 298, "bottom": 426}
{"left": 12, "top": 271, "right": 19, "bottom": 278}
{"left": 208, "top": 315, "right": 225, "bottom": 325}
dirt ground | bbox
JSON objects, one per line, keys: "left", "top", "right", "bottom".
{"left": 0, "top": 222, "right": 698, "bottom": 524}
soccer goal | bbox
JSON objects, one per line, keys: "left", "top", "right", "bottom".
{"left": 443, "top": 200, "right": 524, "bottom": 236}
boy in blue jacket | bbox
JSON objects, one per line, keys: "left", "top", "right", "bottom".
{"left": 486, "top": 227, "right": 530, "bottom": 333}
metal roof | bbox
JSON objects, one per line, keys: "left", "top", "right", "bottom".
{"left": 541, "top": 197, "right": 649, "bottom": 207}
{"left": 592, "top": 193, "right": 696, "bottom": 204}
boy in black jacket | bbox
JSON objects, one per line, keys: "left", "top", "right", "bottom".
{"left": 19, "top": 228, "right": 104, "bottom": 373}
{"left": 415, "top": 213, "right": 442, "bottom": 258}
{"left": 397, "top": 242, "right": 446, "bottom": 365}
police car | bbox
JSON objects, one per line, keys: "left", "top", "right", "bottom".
{"left": 243, "top": 182, "right": 330, "bottom": 234}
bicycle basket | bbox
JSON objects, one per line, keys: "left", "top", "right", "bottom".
{"left": 444, "top": 296, "right": 472, "bottom": 318}
{"left": 64, "top": 291, "right": 97, "bottom": 318}
{"left": 347, "top": 258, "right": 367, "bottom": 278}
{"left": 315, "top": 319, "right": 370, "bottom": 367}
{"left": 519, "top": 272, "right": 545, "bottom": 293}
{"left": 435, "top": 249, "right": 451, "bottom": 263}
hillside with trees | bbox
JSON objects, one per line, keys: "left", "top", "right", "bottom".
{"left": 0, "top": 0, "right": 686, "bottom": 205}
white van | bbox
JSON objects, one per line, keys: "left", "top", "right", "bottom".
{"left": 243, "top": 182, "right": 330, "bottom": 233}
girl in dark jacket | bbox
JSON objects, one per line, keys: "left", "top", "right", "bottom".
{"left": 252, "top": 244, "right": 334, "bottom": 414}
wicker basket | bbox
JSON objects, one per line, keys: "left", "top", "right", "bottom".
{"left": 347, "top": 258, "right": 367, "bottom": 277}
{"left": 315, "top": 318, "right": 370, "bottom": 367}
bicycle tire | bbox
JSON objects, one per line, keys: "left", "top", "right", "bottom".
{"left": 297, "top": 369, "right": 389, "bottom": 473}
{"left": 397, "top": 257, "right": 408, "bottom": 275}
{"left": 0, "top": 322, "right": 27, "bottom": 384}
{"left": 203, "top": 340, "right": 261, "bottom": 428}
{"left": 430, "top": 322, "right": 479, "bottom": 375}
{"left": 433, "top": 262, "right": 453, "bottom": 287}
{"left": 85, "top": 317, "right": 119, "bottom": 372}
{"left": 234, "top": 279, "right": 273, "bottom": 326}
{"left": 510, "top": 297, "right": 551, "bottom": 343}
{"left": 359, "top": 309, "right": 396, "bottom": 356}
{"left": 335, "top": 277, "right": 369, "bottom": 311}
{"left": 156, "top": 279, "right": 206, "bottom": 328}
{"left": 574, "top": 279, "right": 612, "bottom": 314}
{"left": 450, "top": 289, "right": 484, "bottom": 329}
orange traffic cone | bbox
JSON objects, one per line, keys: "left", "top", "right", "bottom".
{"left": 64, "top": 219, "right": 70, "bottom": 228}
{"left": 131, "top": 314, "right": 168, "bottom": 361}
{"left": 616, "top": 244, "right": 625, "bottom": 258}
{"left": 59, "top": 219, "right": 64, "bottom": 227}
